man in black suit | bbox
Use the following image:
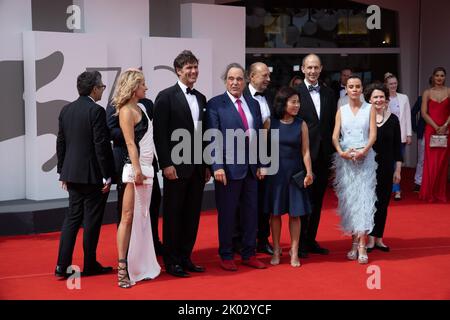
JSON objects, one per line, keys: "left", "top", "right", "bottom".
{"left": 105, "top": 97, "right": 164, "bottom": 255}
{"left": 331, "top": 68, "right": 352, "bottom": 103}
{"left": 153, "top": 50, "right": 210, "bottom": 277}
{"left": 55, "top": 71, "right": 114, "bottom": 278}
{"left": 295, "top": 54, "right": 337, "bottom": 258}
{"left": 237, "top": 62, "right": 273, "bottom": 255}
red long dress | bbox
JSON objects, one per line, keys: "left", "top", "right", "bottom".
{"left": 419, "top": 97, "right": 450, "bottom": 202}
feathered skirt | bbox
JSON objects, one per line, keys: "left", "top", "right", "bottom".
{"left": 332, "top": 149, "right": 377, "bottom": 236}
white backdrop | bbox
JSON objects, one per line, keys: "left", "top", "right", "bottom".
{"left": 23, "top": 31, "right": 108, "bottom": 200}
{"left": 142, "top": 37, "right": 213, "bottom": 100}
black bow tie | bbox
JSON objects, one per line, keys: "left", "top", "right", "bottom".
{"left": 186, "top": 87, "right": 195, "bottom": 95}
{"left": 308, "top": 84, "right": 320, "bottom": 93}
{"left": 254, "top": 91, "right": 265, "bottom": 97}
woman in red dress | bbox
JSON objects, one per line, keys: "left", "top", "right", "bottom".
{"left": 419, "top": 67, "right": 450, "bottom": 202}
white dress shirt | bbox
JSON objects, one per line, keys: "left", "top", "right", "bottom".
{"left": 304, "top": 79, "right": 321, "bottom": 119}
{"left": 226, "top": 91, "right": 254, "bottom": 130}
{"left": 248, "top": 84, "right": 271, "bottom": 124}
{"left": 178, "top": 80, "right": 200, "bottom": 130}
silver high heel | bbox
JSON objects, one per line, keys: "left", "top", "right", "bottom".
{"left": 270, "top": 247, "right": 282, "bottom": 265}
{"left": 347, "top": 242, "right": 359, "bottom": 261}
{"left": 357, "top": 245, "right": 369, "bottom": 264}
{"left": 289, "top": 248, "right": 301, "bottom": 267}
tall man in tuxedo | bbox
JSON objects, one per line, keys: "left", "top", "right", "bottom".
{"left": 206, "top": 63, "right": 266, "bottom": 271}
{"left": 241, "top": 62, "right": 273, "bottom": 255}
{"left": 55, "top": 71, "right": 114, "bottom": 278}
{"left": 153, "top": 50, "right": 209, "bottom": 278}
{"left": 106, "top": 97, "right": 164, "bottom": 255}
{"left": 295, "top": 54, "right": 337, "bottom": 258}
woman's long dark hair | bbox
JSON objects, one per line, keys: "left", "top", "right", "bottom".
{"left": 273, "top": 86, "right": 300, "bottom": 119}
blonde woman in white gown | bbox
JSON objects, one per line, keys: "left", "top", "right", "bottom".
{"left": 332, "top": 75, "right": 377, "bottom": 264}
{"left": 113, "top": 69, "right": 161, "bottom": 288}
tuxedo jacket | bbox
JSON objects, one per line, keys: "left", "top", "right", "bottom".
{"left": 243, "top": 85, "right": 274, "bottom": 121}
{"left": 296, "top": 83, "right": 337, "bottom": 162}
{"left": 206, "top": 92, "right": 263, "bottom": 180}
{"left": 153, "top": 83, "right": 207, "bottom": 179}
{"left": 57, "top": 95, "right": 114, "bottom": 184}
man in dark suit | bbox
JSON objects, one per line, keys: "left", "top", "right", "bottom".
{"left": 153, "top": 50, "right": 209, "bottom": 278}
{"left": 331, "top": 68, "right": 352, "bottom": 103}
{"left": 206, "top": 63, "right": 266, "bottom": 271}
{"left": 55, "top": 71, "right": 114, "bottom": 278}
{"left": 295, "top": 54, "right": 337, "bottom": 258}
{"left": 105, "top": 97, "right": 164, "bottom": 255}
{"left": 238, "top": 62, "right": 273, "bottom": 255}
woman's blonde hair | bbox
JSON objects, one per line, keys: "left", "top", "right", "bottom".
{"left": 112, "top": 69, "right": 145, "bottom": 114}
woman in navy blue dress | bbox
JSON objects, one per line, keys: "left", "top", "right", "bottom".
{"left": 265, "top": 87, "right": 313, "bottom": 267}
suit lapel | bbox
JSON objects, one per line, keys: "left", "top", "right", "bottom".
{"left": 174, "top": 84, "right": 195, "bottom": 130}
{"left": 300, "top": 84, "right": 319, "bottom": 122}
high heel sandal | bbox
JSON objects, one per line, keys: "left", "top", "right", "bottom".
{"left": 347, "top": 242, "right": 359, "bottom": 261}
{"left": 289, "top": 248, "right": 301, "bottom": 267}
{"left": 118, "top": 259, "right": 132, "bottom": 289}
{"left": 270, "top": 248, "right": 282, "bottom": 265}
{"left": 357, "top": 245, "right": 369, "bottom": 264}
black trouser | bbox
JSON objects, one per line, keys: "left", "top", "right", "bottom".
{"left": 300, "top": 152, "right": 331, "bottom": 247}
{"left": 116, "top": 176, "right": 162, "bottom": 247}
{"left": 162, "top": 169, "right": 204, "bottom": 266}
{"left": 57, "top": 183, "right": 108, "bottom": 270}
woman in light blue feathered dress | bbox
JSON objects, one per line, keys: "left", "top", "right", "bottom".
{"left": 332, "top": 75, "right": 377, "bottom": 264}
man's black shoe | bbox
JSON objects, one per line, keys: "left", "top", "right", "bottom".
{"left": 298, "top": 248, "right": 309, "bottom": 258}
{"left": 182, "top": 260, "right": 205, "bottom": 273}
{"left": 308, "top": 242, "right": 329, "bottom": 255}
{"left": 54, "top": 265, "right": 73, "bottom": 279}
{"left": 257, "top": 241, "right": 274, "bottom": 255}
{"left": 166, "top": 264, "right": 190, "bottom": 278}
{"left": 82, "top": 263, "right": 113, "bottom": 276}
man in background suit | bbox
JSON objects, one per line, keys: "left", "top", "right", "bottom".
{"left": 153, "top": 50, "right": 209, "bottom": 278}
{"left": 106, "top": 97, "right": 164, "bottom": 255}
{"left": 332, "top": 68, "right": 352, "bottom": 102}
{"left": 295, "top": 54, "right": 337, "bottom": 258}
{"left": 206, "top": 63, "right": 266, "bottom": 271}
{"left": 239, "top": 62, "right": 273, "bottom": 255}
{"left": 55, "top": 71, "right": 114, "bottom": 278}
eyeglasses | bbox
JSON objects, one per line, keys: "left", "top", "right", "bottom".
{"left": 97, "top": 84, "right": 106, "bottom": 89}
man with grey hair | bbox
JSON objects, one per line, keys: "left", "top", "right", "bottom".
{"left": 55, "top": 70, "right": 114, "bottom": 278}
{"left": 206, "top": 63, "right": 266, "bottom": 271}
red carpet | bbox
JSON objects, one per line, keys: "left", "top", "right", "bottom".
{"left": 1, "top": 169, "right": 450, "bottom": 300}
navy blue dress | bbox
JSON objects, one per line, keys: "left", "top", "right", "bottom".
{"left": 264, "top": 117, "right": 311, "bottom": 217}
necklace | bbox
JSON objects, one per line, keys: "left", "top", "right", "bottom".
{"left": 376, "top": 109, "right": 385, "bottom": 124}
{"left": 280, "top": 118, "right": 294, "bottom": 124}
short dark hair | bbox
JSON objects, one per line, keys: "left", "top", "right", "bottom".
{"left": 173, "top": 50, "right": 199, "bottom": 72}
{"left": 77, "top": 71, "right": 102, "bottom": 96}
{"left": 221, "top": 63, "right": 245, "bottom": 82}
{"left": 364, "top": 83, "right": 389, "bottom": 103}
{"left": 273, "top": 86, "right": 300, "bottom": 119}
